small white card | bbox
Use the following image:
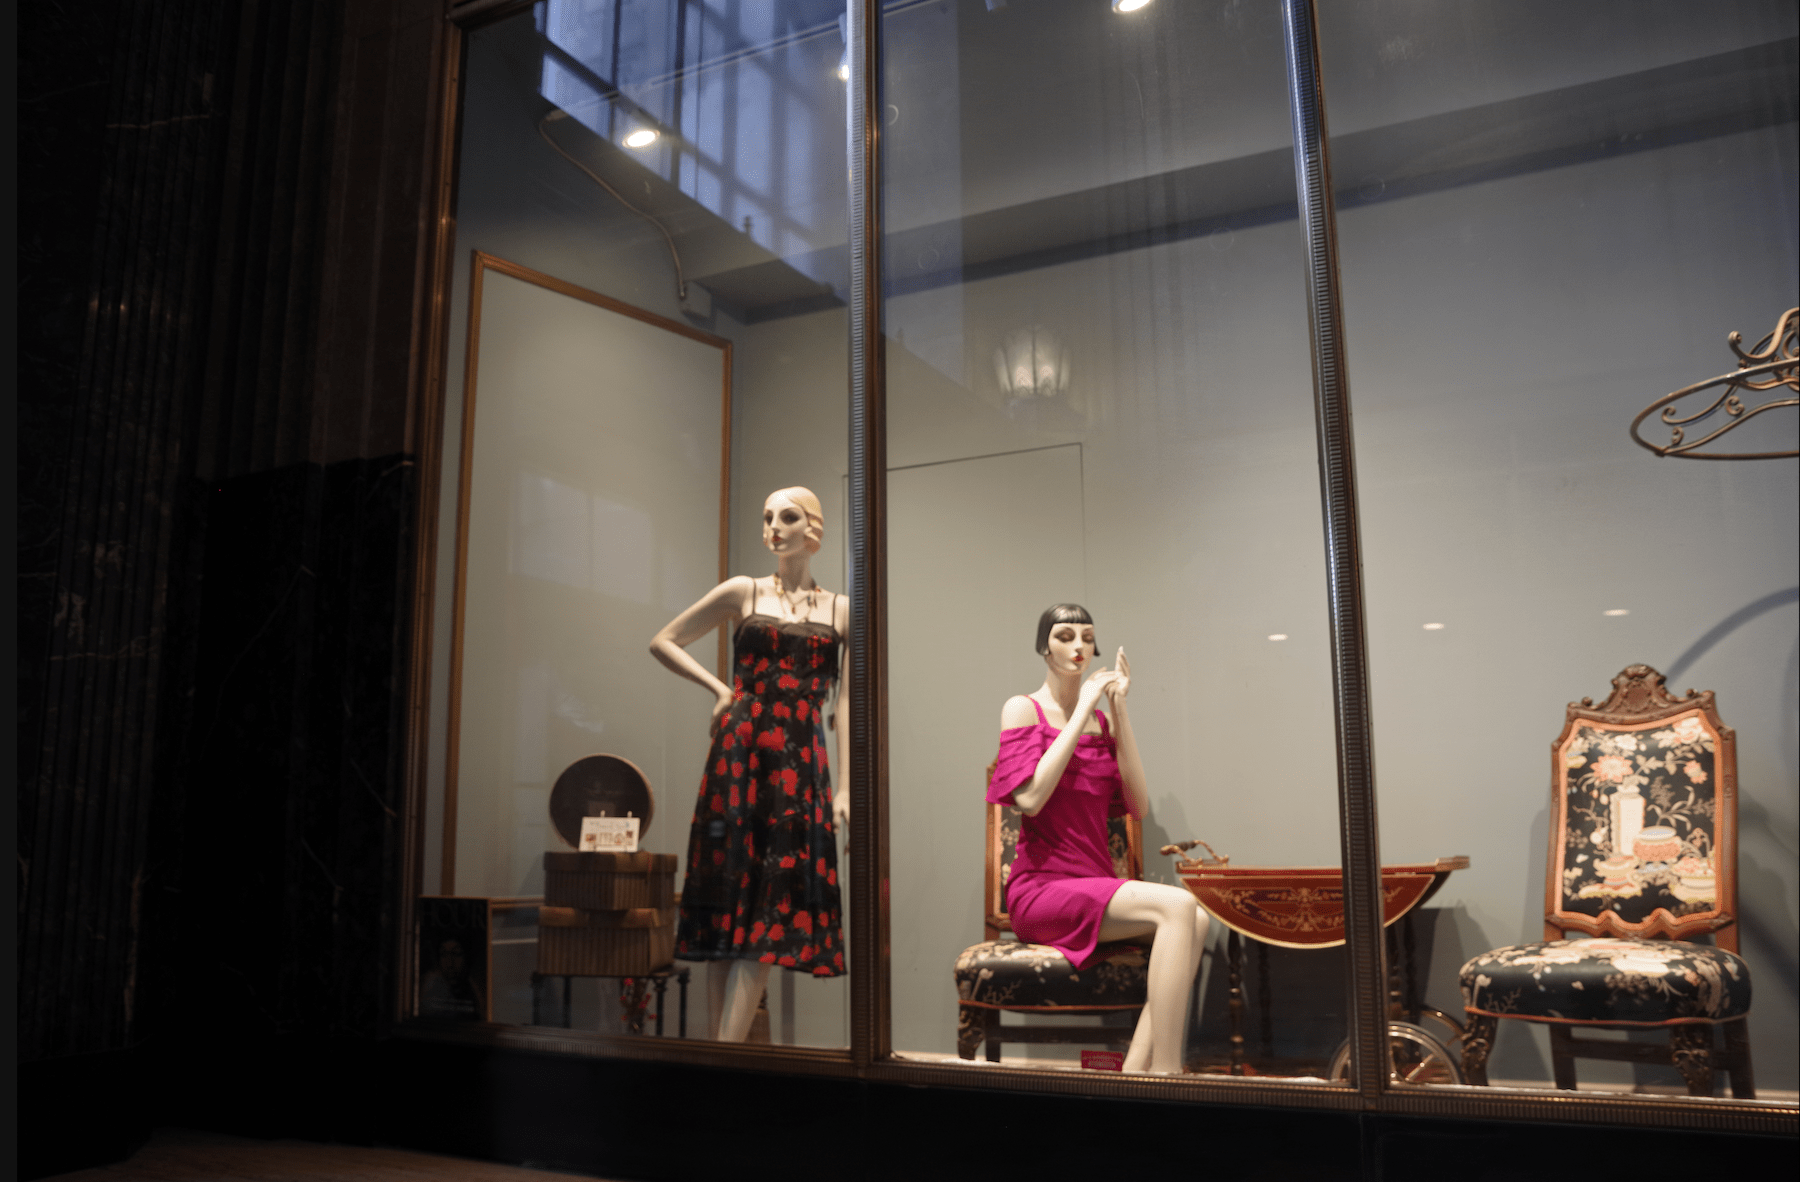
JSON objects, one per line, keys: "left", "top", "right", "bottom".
{"left": 580, "top": 815, "right": 639, "bottom": 853}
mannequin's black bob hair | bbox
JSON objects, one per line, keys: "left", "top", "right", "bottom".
{"left": 1035, "top": 603, "right": 1096, "bottom": 656}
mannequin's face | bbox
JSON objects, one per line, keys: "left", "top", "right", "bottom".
{"left": 1043, "top": 620, "right": 1097, "bottom": 675}
{"left": 762, "top": 495, "right": 811, "bottom": 555}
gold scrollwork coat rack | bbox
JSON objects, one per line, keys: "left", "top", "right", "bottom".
{"left": 1630, "top": 308, "right": 1798, "bottom": 460}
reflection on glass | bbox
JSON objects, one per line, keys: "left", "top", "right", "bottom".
{"left": 882, "top": 0, "right": 1348, "bottom": 1080}
{"left": 427, "top": 1, "right": 850, "bottom": 1046}
{"left": 1317, "top": 0, "right": 1799, "bottom": 1098}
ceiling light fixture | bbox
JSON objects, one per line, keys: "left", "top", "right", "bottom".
{"left": 624, "top": 128, "right": 658, "bottom": 149}
{"left": 1604, "top": 608, "right": 1630, "bottom": 616}
{"left": 1113, "top": 0, "right": 1152, "bottom": 12}
{"left": 995, "top": 325, "right": 1072, "bottom": 404}
{"left": 1267, "top": 634, "right": 1288, "bottom": 641}
{"left": 837, "top": 50, "right": 849, "bottom": 82}
{"left": 1423, "top": 622, "right": 1445, "bottom": 631}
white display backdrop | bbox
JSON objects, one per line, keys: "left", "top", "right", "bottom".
{"left": 449, "top": 257, "right": 729, "bottom": 899}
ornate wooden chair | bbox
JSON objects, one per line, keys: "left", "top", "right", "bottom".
{"left": 953, "top": 763, "right": 1149, "bottom": 1062}
{"left": 1459, "top": 666, "right": 1754, "bottom": 1097}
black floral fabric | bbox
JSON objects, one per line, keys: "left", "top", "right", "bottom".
{"left": 955, "top": 939, "right": 1149, "bottom": 1011}
{"left": 676, "top": 616, "right": 844, "bottom": 977}
{"left": 1461, "top": 937, "right": 1751, "bottom": 1025}
{"left": 1557, "top": 712, "right": 1721, "bottom": 925}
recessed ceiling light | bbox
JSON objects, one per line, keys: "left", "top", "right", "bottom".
{"left": 1423, "top": 622, "right": 1445, "bottom": 631}
{"left": 1603, "top": 608, "right": 1630, "bottom": 616}
{"left": 1267, "top": 633, "right": 1288, "bottom": 641}
{"left": 1113, "top": 0, "right": 1152, "bottom": 12}
{"left": 624, "top": 128, "right": 658, "bottom": 149}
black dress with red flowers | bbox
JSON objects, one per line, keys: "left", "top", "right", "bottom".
{"left": 675, "top": 614, "right": 845, "bottom": 976}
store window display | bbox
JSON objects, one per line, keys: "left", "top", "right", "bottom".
{"left": 408, "top": 0, "right": 1795, "bottom": 1131}
{"left": 422, "top": 2, "right": 855, "bottom": 1046}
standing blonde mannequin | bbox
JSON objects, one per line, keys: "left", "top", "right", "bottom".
{"left": 987, "top": 604, "right": 1207, "bottom": 1073}
{"left": 650, "top": 488, "right": 850, "bottom": 1041}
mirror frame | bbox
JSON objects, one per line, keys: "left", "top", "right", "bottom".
{"left": 387, "top": 0, "right": 1800, "bottom": 1136}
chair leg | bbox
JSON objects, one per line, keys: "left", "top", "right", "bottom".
{"left": 1548, "top": 1025, "right": 1579, "bottom": 1091}
{"left": 1461, "top": 1014, "right": 1496, "bottom": 1085}
{"left": 1671, "top": 1024, "right": 1715, "bottom": 1097}
{"left": 984, "top": 1008, "right": 1002, "bottom": 1063}
{"left": 1722, "top": 1017, "right": 1756, "bottom": 1100}
{"left": 955, "top": 1004, "right": 983, "bottom": 1060}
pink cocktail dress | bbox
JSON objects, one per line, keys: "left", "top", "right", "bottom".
{"left": 986, "top": 699, "right": 1130, "bottom": 969}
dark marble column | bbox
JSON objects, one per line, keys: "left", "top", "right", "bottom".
{"left": 19, "top": 0, "right": 451, "bottom": 1170}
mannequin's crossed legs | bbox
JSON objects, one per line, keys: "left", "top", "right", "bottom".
{"left": 1096, "top": 881, "right": 1209, "bottom": 1074}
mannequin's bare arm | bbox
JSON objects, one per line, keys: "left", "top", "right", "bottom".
{"left": 649, "top": 575, "right": 755, "bottom": 719}
{"left": 1003, "top": 671, "right": 1120, "bottom": 816}
{"left": 832, "top": 592, "right": 852, "bottom": 837}
{"left": 1105, "top": 649, "right": 1148, "bottom": 819}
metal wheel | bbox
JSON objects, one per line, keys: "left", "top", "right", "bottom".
{"left": 1328, "top": 1020, "right": 1464, "bottom": 1086}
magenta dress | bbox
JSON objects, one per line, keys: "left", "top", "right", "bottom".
{"left": 986, "top": 698, "right": 1130, "bottom": 969}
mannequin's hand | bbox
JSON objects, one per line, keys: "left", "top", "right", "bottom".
{"left": 712, "top": 689, "right": 734, "bottom": 724}
{"left": 833, "top": 791, "right": 850, "bottom": 842}
{"left": 1104, "top": 649, "right": 1130, "bottom": 704}
{"left": 1078, "top": 668, "right": 1121, "bottom": 712}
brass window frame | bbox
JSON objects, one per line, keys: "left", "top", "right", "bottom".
{"left": 386, "top": 0, "right": 1800, "bottom": 1137}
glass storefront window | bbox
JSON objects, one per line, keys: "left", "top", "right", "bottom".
{"left": 1318, "top": 0, "right": 1798, "bottom": 1100}
{"left": 422, "top": 0, "right": 855, "bottom": 1048}
{"left": 405, "top": 0, "right": 1798, "bottom": 1127}
{"left": 880, "top": 0, "right": 1352, "bottom": 1081}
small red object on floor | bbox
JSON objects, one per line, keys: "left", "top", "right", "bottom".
{"left": 1080, "top": 1050, "right": 1124, "bottom": 1072}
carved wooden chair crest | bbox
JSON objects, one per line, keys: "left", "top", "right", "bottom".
{"left": 952, "top": 761, "right": 1148, "bottom": 1062}
{"left": 1458, "top": 665, "right": 1754, "bottom": 1097}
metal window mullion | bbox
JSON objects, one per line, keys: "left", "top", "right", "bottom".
{"left": 845, "top": 0, "right": 888, "bottom": 1069}
{"left": 1280, "top": 0, "right": 1389, "bottom": 1102}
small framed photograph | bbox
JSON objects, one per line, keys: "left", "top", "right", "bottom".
{"left": 418, "top": 896, "right": 491, "bottom": 1020}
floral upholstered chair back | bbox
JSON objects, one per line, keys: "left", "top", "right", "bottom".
{"left": 1549, "top": 665, "right": 1738, "bottom": 949}
{"left": 982, "top": 759, "right": 1142, "bottom": 941}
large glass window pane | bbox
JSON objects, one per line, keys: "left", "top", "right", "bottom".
{"left": 1319, "top": 0, "right": 1798, "bottom": 1098}
{"left": 882, "top": 0, "right": 1355, "bottom": 1082}
{"left": 421, "top": 0, "right": 854, "bottom": 1048}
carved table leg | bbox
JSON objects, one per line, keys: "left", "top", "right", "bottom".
{"left": 1671, "top": 1024, "right": 1715, "bottom": 1097}
{"left": 1227, "top": 929, "right": 1246, "bottom": 1075}
{"left": 1386, "top": 926, "right": 1404, "bottom": 1020}
{"left": 1402, "top": 913, "right": 1421, "bottom": 1024}
{"left": 1461, "top": 1014, "right": 1496, "bottom": 1085}
{"left": 652, "top": 975, "right": 668, "bottom": 1037}
{"left": 1257, "top": 939, "right": 1272, "bottom": 1059}
{"left": 677, "top": 967, "right": 690, "bottom": 1039}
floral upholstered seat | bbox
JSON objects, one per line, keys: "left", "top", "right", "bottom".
{"left": 955, "top": 938, "right": 1147, "bottom": 1010}
{"left": 1461, "top": 937, "right": 1750, "bottom": 1026}
{"left": 954, "top": 796, "right": 1146, "bottom": 1061}
{"left": 1459, "top": 666, "right": 1755, "bottom": 1098}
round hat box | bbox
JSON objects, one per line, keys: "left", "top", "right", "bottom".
{"left": 548, "top": 754, "right": 655, "bottom": 849}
